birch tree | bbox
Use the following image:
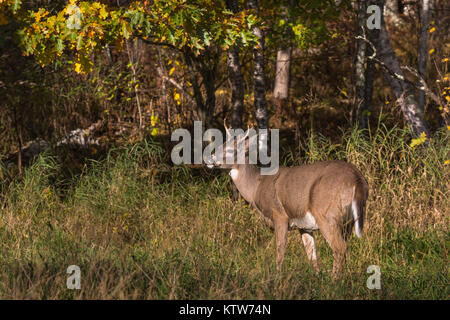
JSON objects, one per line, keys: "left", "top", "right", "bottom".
{"left": 248, "top": 0, "right": 268, "bottom": 130}
{"left": 355, "top": 0, "right": 378, "bottom": 129}
{"left": 355, "top": 0, "right": 367, "bottom": 128}
{"left": 226, "top": 0, "right": 244, "bottom": 130}
{"left": 418, "top": 0, "right": 431, "bottom": 112}
{"left": 374, "top": 0, "right": 430, "bottom": 136}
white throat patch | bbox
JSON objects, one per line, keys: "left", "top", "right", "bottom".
{"left": 229, "top": 169, "right": 239, "bottom": 180}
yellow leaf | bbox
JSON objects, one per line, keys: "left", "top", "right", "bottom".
{"left": 429, "top": 27, "right": 436, "bottom": 33}
{"left": 429, "top": 49, "right": 435, "bottom": 54}
{"left": 74, "top": 55, "right": 93, "bottom": 74}
{"left": 99, "top": 7, "right": 108, "bottom": 19}
{"left": 151, "top": 128, "right": 158, "bottom": 136}
{"left": 169, "top": 67, "right": 175, "bottom": 76}
{"left": 92, "top": 2, "right": 101, "bottom": 10}
{"left": 442, "top": 58, "right": 449, "bottom": 62}
{"left": 74, "top": 62, "right": 83, "bottom": 74}
{"left": 445, "top": 96, "right": 450, "bottom": 102}
{"left": 444, "top": 160, "right": 450, "bottom": 165}
{"left": 150, "top": 114, "right": 159, "bottom": 126}
{"left": 174, "top": 92, "right": 180, "bottom": 101}
{"left": 410, "top": 132, "right": 427, "bottom": 148}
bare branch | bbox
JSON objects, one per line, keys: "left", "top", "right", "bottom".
{"left": 156, "top": 67, "right": 196, "bottom": 106}
{"left": 355, "top": 34, "right": 442, "bottom": 106}
{"left": 401, "top": 66, "right": 442, "bottom": 106}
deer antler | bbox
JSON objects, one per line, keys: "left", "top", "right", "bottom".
{"left": 225, "top": 118, "right": 252, "bottom": 142}
{"left": 224, "top": 117, "right": 231, "bottom": 137}
{"left": 238, "top": 125, "right": 251, "bottom": 143}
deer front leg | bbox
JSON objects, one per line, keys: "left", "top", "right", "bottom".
{"left": 273, "top": 214, "right": 288, "bottom": 271}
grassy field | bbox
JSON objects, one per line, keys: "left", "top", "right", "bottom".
{"left": 0, "top": 126, "right": 448, "bottom": 299}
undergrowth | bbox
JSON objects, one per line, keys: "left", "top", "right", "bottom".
{"left": 0, "top": 126, "right": 448, "bottom": 299}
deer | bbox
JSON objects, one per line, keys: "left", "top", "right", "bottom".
{"left": 204, "top": 122, "right": 369, "bottom": 276}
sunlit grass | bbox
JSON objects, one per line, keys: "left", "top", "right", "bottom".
{"left": 0, "top": 126, "right": 448, "bottom": 299}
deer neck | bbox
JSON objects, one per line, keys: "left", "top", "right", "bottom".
{"left": 229, "top": 164, "right": 261, "bottom": 204}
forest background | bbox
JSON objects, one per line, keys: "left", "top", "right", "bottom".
{"left": 0, "top": 0, "right": 448, "bottom": 299}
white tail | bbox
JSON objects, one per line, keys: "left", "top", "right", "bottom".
{"left": 205, "top": 124, "right": 369, "bottom": 275}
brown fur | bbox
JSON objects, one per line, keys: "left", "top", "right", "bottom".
{"left": 229, "top": 160, "right": 369, "bottom": 275}
{"left": 206, "top": 124, "right": 369, "bottom": 275}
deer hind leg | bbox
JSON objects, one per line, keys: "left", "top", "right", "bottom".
{"left": 342, "top": 204, "right": 355, "bottom": 242}
{"left": 273, "top": 214, "right": 288, "bottom": 271}
{"left": 316, "top": 218, "right": 347, "bottom": 277}
{"left": 300, "top": 231, "right": 319, "bottom": 272}
{"left": 330, "top": 233, "right": 347, "bottom": 277}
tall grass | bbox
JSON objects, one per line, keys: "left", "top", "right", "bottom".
{"left": 0, "top": 127, "right": 448, "bottom": 299}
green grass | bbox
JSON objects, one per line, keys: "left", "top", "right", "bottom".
{"left": 0, "top": 126, "right": 448, "bottom": 299}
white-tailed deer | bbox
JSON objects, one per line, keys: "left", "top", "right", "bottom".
{"left": 204, "top": 123, "right": 369, "bottom": 275}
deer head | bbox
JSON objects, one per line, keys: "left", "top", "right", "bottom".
{"left": 204, "top": 119, "right": 258, "bottom": 169}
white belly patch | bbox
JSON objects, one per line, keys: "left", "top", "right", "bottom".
{"left": 289, "top": 212, "right": 319, "bottom": 231}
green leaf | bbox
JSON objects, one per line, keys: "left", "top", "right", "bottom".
{"left": 12, "top": 0, "right": 22, "bottom": 12}
{"left": 122, "top": 21, "right": 131, "bottom": 39}
{"left": 76, "top": 35, "right": 83, "bottom": 50}
{"left": 56, "top": 38, "right": 64, "bottom": 53}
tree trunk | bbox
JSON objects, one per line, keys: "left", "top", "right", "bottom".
{"left": 226, "top": 0, "right": 244, "bottom": 129}
{"left": 228, "top": 46, "right": 244, "bottom": 130}
{"left": 226, "top": 0, "right": 244, "bottom": 202}
{"left": 356, "top": 0, "right": 379, "bottom": 129}
{"left": 375, "top": 0, "right": 430, "bottom": 136}
{"left": 273, "top": 47, "right": 292, "bottom": 110}
{"left": 183, "top": 48, "right": 217, "bottom": 129}
{"left": 203, "top": 64, "right": 216, "bottom": 126}
{"left": 355, "top": 0, "right": 367, "bottom": 128}
{"left": 362, "top": 45, "right": 376, "bottom": 129}
{"left": 385, "top": 0, "right": 403, "bottom": 26}
{"left": 418, "top": 0, "right": 431, "bottom": 112}
{"left": 248, "top": 0, "right": 268, "bottom": 130}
